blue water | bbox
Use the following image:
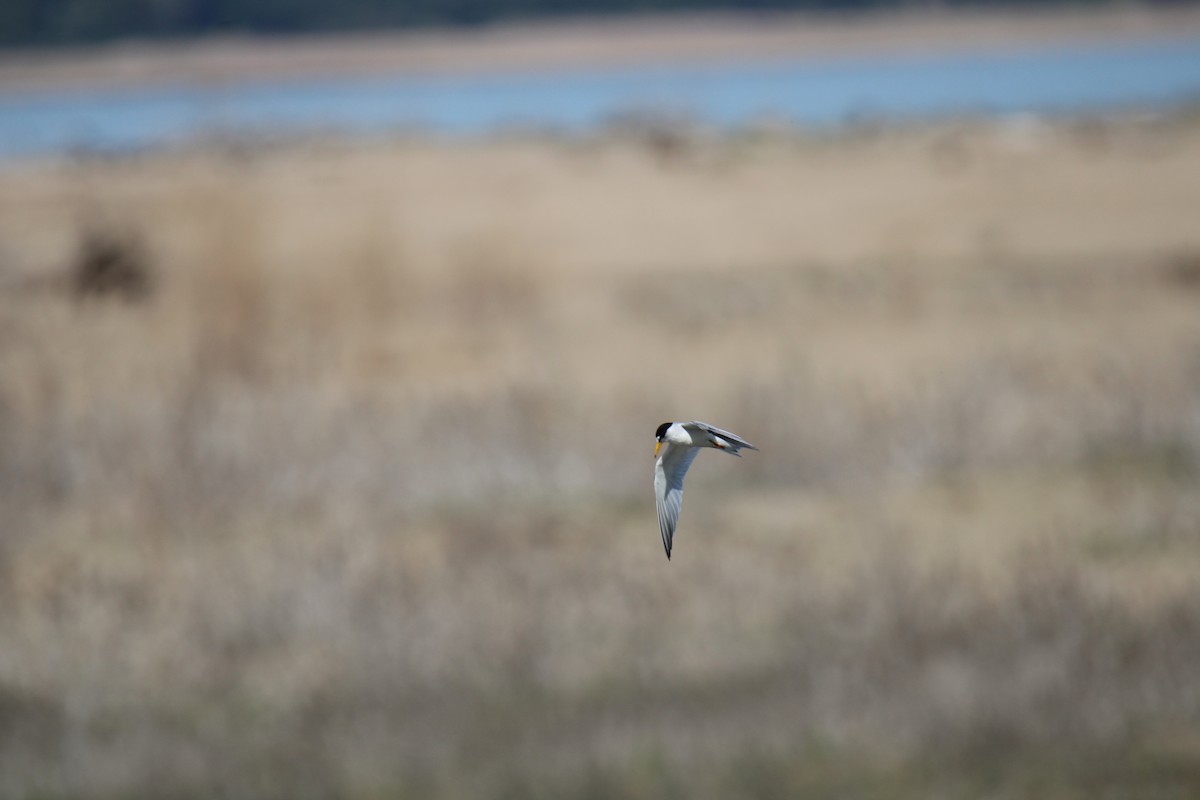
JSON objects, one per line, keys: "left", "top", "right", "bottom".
{"left": 2, "top": 35, "right": 1200, "bottom": 159}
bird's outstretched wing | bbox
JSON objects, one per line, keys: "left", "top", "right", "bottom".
{"left": 655, "top": 445, "right": 700, "bottom": 560}
{"left": 684, "top": 421, "right": 758, "bottom": 454}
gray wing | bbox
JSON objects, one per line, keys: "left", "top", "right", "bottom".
{"left": 654, "top": 445, "right": 700, "bottom": 560}
{"left": 684, "top": 421, "right": 758, "bottom": 453}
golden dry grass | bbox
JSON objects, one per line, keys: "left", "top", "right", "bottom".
{"left": 1, "top": 111, "right": 1200, "bottom": 798}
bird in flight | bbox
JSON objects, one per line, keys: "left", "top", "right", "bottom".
{"left": 653, "top": 421, "right": 758, "bottom": 560}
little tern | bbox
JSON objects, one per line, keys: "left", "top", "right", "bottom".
{"left": 653, "top": 421, "right": 758, "bottom": 560}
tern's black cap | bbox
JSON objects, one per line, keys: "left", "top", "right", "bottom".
{"left": 655, "top": 422, "right": 671, "bottom": 441}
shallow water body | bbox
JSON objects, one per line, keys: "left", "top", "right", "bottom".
{"left": 1, "top": 34, "right": 1199, "bottom": 158}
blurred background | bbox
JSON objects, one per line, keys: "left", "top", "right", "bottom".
{"left": 2, "top": 1, "right": 1200, "bottom": 798}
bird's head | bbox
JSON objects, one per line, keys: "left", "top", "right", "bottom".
{"left": 654, "top": 422, "right": 671, "bottom": 457}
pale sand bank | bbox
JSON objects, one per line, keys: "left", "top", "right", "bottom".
{"left": 2, "top": 6, "right": 1200, "bottom": 91}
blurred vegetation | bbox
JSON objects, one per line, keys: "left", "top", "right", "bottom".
{"left": 0, "top": 0, "right": 1151, "bottom": 47}
{"left": 1, "top": 111, "right": 1199, "bottom": 797}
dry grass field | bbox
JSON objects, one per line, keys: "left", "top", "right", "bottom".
{"left": 2, "top": 107, "right": 1200, "bottom": 798}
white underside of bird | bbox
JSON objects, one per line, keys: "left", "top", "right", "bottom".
{"left": 653, "top": 421, "right": 758, "bottom": 560}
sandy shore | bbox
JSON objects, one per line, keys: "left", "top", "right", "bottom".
{"left": 2, "top": 6, "right": 1200, "bottom": 91}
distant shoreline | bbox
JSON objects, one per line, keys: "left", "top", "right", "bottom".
{"left": 3, "top": 6, "right": 1200, "bottom": 92}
